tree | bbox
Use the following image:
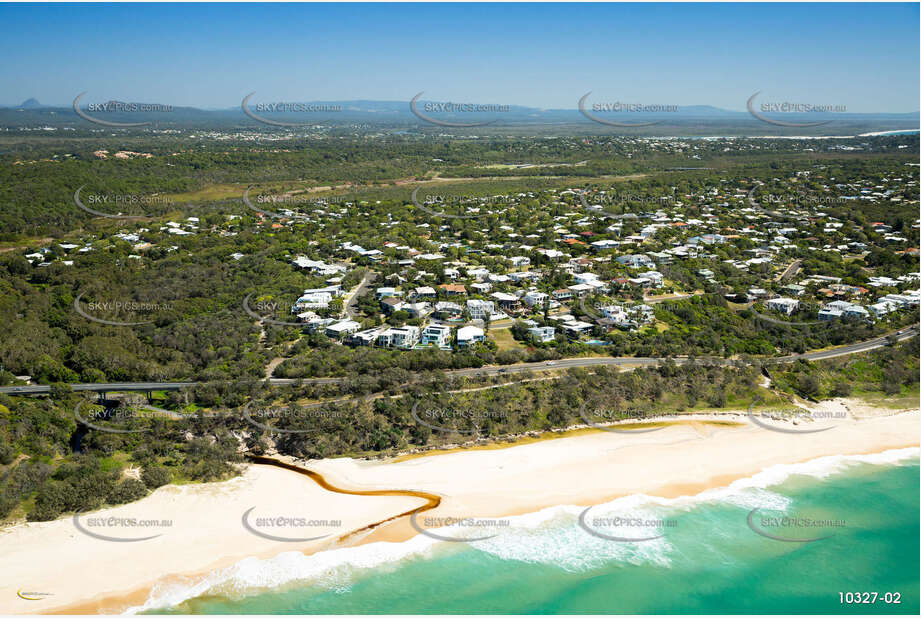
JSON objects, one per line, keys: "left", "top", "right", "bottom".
{"left": 108, "top": 478, "right": 148, "bottom": 504}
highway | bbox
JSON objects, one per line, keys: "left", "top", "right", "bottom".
{"left": 1, "top": 325, "right": 916, "bottom": 396}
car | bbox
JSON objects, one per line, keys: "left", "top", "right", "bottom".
{"left": 498, "top": 368, "right": 508, "bottom": 373}
{"left": 545, "top": 361, "right": 555, "bottom": 366}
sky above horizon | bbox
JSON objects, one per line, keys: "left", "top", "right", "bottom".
{"left": 1, "top": 2, "right": 919, "bottom": 113}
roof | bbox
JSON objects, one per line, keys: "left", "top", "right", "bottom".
{"left": 457, "top": 325, "right": 485, "bottom": 338}
{"left": 439, "top": 284, "right": 467, "bottom": 293}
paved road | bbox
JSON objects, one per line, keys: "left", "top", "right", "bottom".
{"left": 775, "top": 259, "right": 802, "bottom": 283}
{"left": 2, "top": 326, "right": 916, "bottom": 395}
{"left": 344, "top": 271, "right": 377, "bottom": 319}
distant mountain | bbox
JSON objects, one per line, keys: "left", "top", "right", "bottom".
{"left": 0, "top": 98, "right": 916, "bottom": 136}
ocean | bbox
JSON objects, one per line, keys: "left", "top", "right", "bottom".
{"left": 140, "top": 448, "right": 919, "bottom": 615}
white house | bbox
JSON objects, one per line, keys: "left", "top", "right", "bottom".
{"left": 292, "top": 257, "right": 347, "bottom": 276}
{"left": 528, "top": 326, "right": 556, "bottom": 343}
{"left": 421, "top": 324, "right": 452, "bottom": 349}
{"left": 638, "top": 271, "right": 664, "bottom": 288}
{"left": 766, "top": 297, "right": 799, "bottom": 315}
{"left": 325, "top": 320, "right": 361, "bottom": 339}
{"left": 467, "top": 299, "right": 496, "bottom": 320}
{"left": 457, "top": 325, "right": 486, "bottom": 347}
{"left": 376, "top": 326, "right": 420, "bottom": 349}
{"left": 293, "top": 292, "right": 332, "bottom": 310}
{"left": 523, "top": 291, "right": 548, "bottom": 308}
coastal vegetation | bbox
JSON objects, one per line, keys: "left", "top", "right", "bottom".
{"left": 0, "top": 338, "right": 917, "bottom": 523}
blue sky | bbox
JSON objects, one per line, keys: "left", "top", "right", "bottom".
{"left": 1, "top": 2, "right": 918, "bottom": 112}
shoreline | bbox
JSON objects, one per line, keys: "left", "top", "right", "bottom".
{"left": 3, "top": 399, "right": 918, "bottom": 615}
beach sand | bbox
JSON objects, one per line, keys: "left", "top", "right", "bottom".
{"left": 2, "top": 399, "right": 918, "bottom": 614}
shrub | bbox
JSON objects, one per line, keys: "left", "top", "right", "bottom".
{"left": 141, "top": 465, "right": 171, "bottom": 489}
{"left": 108, "top": 478, "right": 148, "bottom": 505}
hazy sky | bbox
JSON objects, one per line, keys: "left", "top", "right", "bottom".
{"left": 2, "top": 2, "right": 918, "bottom": 112}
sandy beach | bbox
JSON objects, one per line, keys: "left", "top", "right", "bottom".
{"left": 1, "top": 398, "right": 918, "bottom": 615}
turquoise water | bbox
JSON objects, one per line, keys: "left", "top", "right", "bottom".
{"left": 145, "top": 450, "right": 919, "bottom": 615}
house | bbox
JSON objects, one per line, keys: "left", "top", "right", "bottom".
{"left": 590, "top": 239, "right": 619, "bottom": 251}
{"left": 434, "top": 301, "right": 464, "bottom": 318}
{"left": 457, "top": 325, "right": 486, "bottom": 347}
{"left": 509, "top": 271, "right": 540, "bottom": 283}
{"left": 292, "top": 257, "right": 347, "bottom": 276}
{"left": 325, "top": 320, "right": 361, "bottom": 339}
{"left": 552, "top": 288, "right": 574, "bottom": 300}
{"left": 616, "top": 254, "right": 654, "bottom": 268}
{"left": 467, "top": 299, "right": 495, "bottom": 320}
{"left": 599, "top": 303, "right": 653, "bottom": 329}
{"left": 421, "top": 324, "right": 452, "bottom": 349}
{"left": 638, "top": 271, "right": 664, "bottom": 288}
{"left": 868, "top": 301, "right": 898, "bottom": 317}
{"left": 380, "top": 297, "right": 404, "bottom": 314}
{"left": 293, "top": 291, "right": 332, "bottom": 310}
{"left": 567, "top": 283, "right": 594, "bottom": 297}
{"left": 348, "top": 327, "right": 386, "bottom": 346}
{"left": 375, "top": 287, "right": 401, "bottom": 299}
{"left": 304, "top": 284, "right": 343, "bottom": 297}
{"left": 819, "top": 300, "right": 872, "bottom": 321}
{"left": 491, "top": 291, "right": 521, "bottom": 313}
{"left": 403, "top": 302, "right": 432, "bottom": 319}
{"left": 523, "top": 291, "right": 548, "bottom": 308}
{"left": 528, "top": 326, "right": 556, "bottom": 343}
{"left": 376, "top": 326, "right": 420, "bottom": 349}
{"left": 573, "top": 272, "right": 600, "bottom": 285}
{"left": 561, "top": 320, "right": 594, "bottom": 338}
{"left": 843, "top": 304, "right": 871, "bottom": 320}
{"left": 439, "top": 283, "right": 467, "bottom": 296}
{"left": 766, "top": 297, "right": 799, "bottom": 315}
{"left": 414, "top": 286, "right": 437, "bottom": 299}
{"left": 880, "top": 293, "right": 920, "bottom": 307}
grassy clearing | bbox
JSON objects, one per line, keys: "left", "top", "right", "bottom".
{"left": 853, "top": 384, "right": 920, "bottom": 410}
{"left": 489, "top": 328, "right": 527, "bottom": 352}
